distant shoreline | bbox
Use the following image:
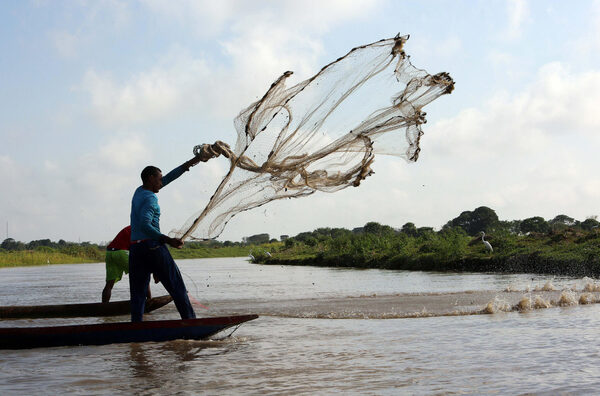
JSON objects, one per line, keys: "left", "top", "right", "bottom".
{"left": 251, "top": 227, "right": 600, "bottom": 279}
{"left": 0, "top": 246, "right": 251, "bottom": 268}
{"left": 3, "top": 251, "right": 596, "bottom": 279}
{"left": 261, "top": 254, "right": 600, "bottom": 278}
{"left": 4, "top": 227, "right": 600, "bottom": 280}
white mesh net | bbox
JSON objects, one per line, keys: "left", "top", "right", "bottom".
{"left": 171, "top": 34, "right": 454, "bottom": 240}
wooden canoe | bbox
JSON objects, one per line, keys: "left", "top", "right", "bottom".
{"left": 0, "top": 295, "right": 173, "bottom": 319}
{"left": 0, "top": 315, "right": 259, "bottom": 349}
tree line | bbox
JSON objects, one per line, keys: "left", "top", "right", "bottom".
{"left": 257, "top": 206, "right": 600, "bottom": 277}
{"left": 281, "top": 206, "right": 598, "bottom": 248}
{"left": 2, "top": 206, "right": 598, "bottom": 253}
{"left": 0, "top": 236, "right": 263, "bottom": 253}
{"left": 441, "top": 206, "right": 598, "bottom": 236}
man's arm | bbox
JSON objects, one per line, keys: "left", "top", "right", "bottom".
{"left": 162, "top": 141, "right": 231, "bottom": 187}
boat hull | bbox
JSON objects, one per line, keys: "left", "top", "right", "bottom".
{"left": 0, "top": 295, "right": 173, "bottom": 319}
{"left": 0, "top": 315, "right": 258, "bottom": 349}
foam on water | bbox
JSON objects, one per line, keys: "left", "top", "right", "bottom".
{"left": 557, "top": 290, "right": 579, "bottom": 306}
{"left": 534, "top": 280, "right": 557, "bottom": 291}
{"left": 582, "top": 277, "right": 600, "bottom": 292}
{"left": 579, "top": 293, "right": 596, "bottom": 304}
{"left": 511, "top": 295, "right": 552, "bottom": 312}
{"left": 483, "top": 297, "right": 512, "bottom": 314}
{"left": 532, "top": 295, "right": 553, "bottom": 309}
{"left": 480, "top": 282, "right": 600, "bottom": 314}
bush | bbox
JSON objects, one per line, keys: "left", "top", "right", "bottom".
{"left": 304, "top": 236, "right": 318, "bottom": 247}
{"left": 284, "top": 238, "right": 296, "bottom": 249}
{"left": 34, "top": 246, "right": 56, "bottom": 253}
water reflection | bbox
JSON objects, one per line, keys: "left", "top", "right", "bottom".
{"left": 128, "top": 343, "right": 156, "bottom": 379}
{"left": 125, "top": 338, "right": 244, "bottom": 395}
{"left": 128, "top": 339, "right": 240, "bottom": 376}
{"left": 3, "top": 259, "right": 600, "bottom": 394}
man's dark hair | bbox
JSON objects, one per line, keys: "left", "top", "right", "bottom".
{"left": 141, "top": 166, "right": 161, "bottom": 183}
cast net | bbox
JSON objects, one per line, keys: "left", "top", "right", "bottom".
{"left": 171, "top": 34, "right": 454, "bottom": 241}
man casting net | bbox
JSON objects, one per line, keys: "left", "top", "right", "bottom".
{"left": 171, "top": 34, "right": 454, "bottom": 241}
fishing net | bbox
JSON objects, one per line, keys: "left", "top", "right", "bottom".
{"left": 171, "top": 34, "right": 454, "bottom": 241}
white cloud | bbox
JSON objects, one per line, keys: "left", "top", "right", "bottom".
{"left": 569, "top": 1, "right": 600, "bottom": 71}
{"left": 81, "top": 1, "right": 383, "bottom": 128}
{"left": 141, "top": 0, "right": 380, "bottom": 38}
{"left": 510, "top": 63, "right": 600, "bottom": 132}
{"left": 436, "top": 36, "right": 463, "bottom": 58}
{"left": 221, "top": 60, "right": 600, "bottom": 240}
{"left": 17, "top": 0, "right": 600, "bottom": 244}
{"left": 140, "top": 0, "right": 238, "bottom": 38}
{"left": 1, "top": 135, "right": 154, "bottom": 242}
{"left": 487, "top": 50, "right": 525, "bottom": 82}
{"left": 415, "top": 61, "right": 600, "bottom": 224}
{"left": 45, "top": 1, "right": 131, "bottom": 59}
{"left": 409, "top": 35, "right": 463, "bottom": 63}
{"left": 50, "top": 30, "right": 81, "bottom": 59}
{"left": 506, "top": 0, "right": 529, "bottom": 39}
{"left": 592, "top": 0, "right": 600, "bottom": 42}
{"left": 81, "top": 49, "right": 212, "bottom": 126}
{"left": 430, "top": 62, "right": 600, "bottom": 157}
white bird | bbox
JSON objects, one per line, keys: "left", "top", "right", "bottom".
{"left": 248, "top": 253, "right": 255, "bottom": 261}
{"left": 480, "top": 231, "right": 493, "bottom": 253}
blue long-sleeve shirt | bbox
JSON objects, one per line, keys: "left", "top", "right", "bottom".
{"left": 130, "top": 165, "right": 187, "bottom": 241}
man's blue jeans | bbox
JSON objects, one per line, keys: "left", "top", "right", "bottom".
{"left": 129, "top": 239, "right": 196, "bottom": 322}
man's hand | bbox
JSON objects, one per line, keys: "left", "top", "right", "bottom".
{"left": 166, "top": 236, "right": 184, "bottom": 249}
{"left": 184, "top": 155, "right": 203, "bottom": 169}
{"left": 199, "top": 144, "right": 219, "bottom": 161}
{"left": 191, "top": 141, "right": 232, "bottom": 164}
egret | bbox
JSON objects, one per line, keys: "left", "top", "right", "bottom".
{"left": 480, "top": 231, "right": 493, "bottom": 253}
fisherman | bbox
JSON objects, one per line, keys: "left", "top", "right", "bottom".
{"left": 102, "top": 225, "right": 153, "bottom": 303}
{"left": 102, "top": 225, "right": 157, "bottom": 303}
{"left": 128, "top": 142, "right": 227, "bottom": 322}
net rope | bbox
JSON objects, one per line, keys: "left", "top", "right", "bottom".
{"left": 171, "top": 34, "right": 454, "bottom": 241}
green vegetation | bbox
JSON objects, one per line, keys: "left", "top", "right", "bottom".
{"left": 255, "top": 207, "right": 600, "bottom": 277}
{"left": 260, "top": 226, "right": 600, "bottom": 277}
{"left": 0, "top": 238, "right": 256, "bottom": 267}
{"left": 0, "top": 249, "right": 103, "bottom": 267}
{"left": 169, "top": 243, "right": 261, "bottom": 259}
{"left": 4, "top": 206, "right": 600, "bottom": 277}
{"left": 0, "top": 244, "right": 105, "bottom": 267}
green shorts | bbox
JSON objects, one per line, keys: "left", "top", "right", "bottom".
{"left": 105, "top": 250, "right": 129, "bottom": 282}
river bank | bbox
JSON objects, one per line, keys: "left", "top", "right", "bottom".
{"left": 0, "top": 245, "right": 254, "bottom": 267}
{"left": 3, "top": 228, "right": 600, "bottom": 279}
{"left": 262, "top": 254, "right": 600, "bottom": 278}
{"left": 256, "top": 228, "right": 600, "bottom": 278}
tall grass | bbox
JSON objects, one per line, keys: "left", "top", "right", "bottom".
{"left": 0, "top": 250, "right": 101, "bottom": 267}
{"left": 0, "top": 243, "right": 281, "bottom": 267}
{"left": 170, "top": 245, "right": 255, "bottom": 259}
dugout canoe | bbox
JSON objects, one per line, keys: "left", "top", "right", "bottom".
{"left": 0, "top": 295, "right": 173, "bottom": 319}
{"left": 0, "top": 315, "right": 259, "bottom": 349}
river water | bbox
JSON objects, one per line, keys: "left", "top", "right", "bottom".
{"left": 1, "top": 257, "right": 600, "bottom": 394}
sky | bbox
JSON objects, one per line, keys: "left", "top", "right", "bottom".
{"left": 2, "top": 0, "right": 600, "bottom": 244}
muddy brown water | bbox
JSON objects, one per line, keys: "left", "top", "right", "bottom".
{"left": 1, "top": 258, "right": 599, "bottom": 394}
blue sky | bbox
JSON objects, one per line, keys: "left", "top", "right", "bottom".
{"left": 2, "top": 0, "right": 600, "bottom": 243}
